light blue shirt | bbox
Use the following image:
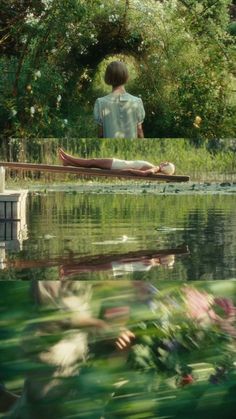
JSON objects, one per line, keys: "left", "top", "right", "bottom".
{"left": 94, "top": 92, "right": 145, "bottom": 138}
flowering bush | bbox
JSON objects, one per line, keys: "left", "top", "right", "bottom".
{"left": 0, "top": 0, "right": 235, "bottom": 141}
{"left": 127, "top": 285, "right": 236, "bottom": 389}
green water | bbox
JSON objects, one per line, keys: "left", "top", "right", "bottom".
{"left": 0, "top": 191, "right": 235, "bottom": 418}
{"left": 0, "top": 191, "right": 235, "bottom": 281}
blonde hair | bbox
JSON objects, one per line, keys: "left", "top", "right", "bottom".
{"left": 104, "top": 61, "right": 129, "bottom": 87}
{"left": 159, "top": 254, "right": 175, "bottom": 268}
{"left": 160, "top": 162, "right": 175, "bottom": 175}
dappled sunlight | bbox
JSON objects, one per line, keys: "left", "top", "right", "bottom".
{"left": 1, "top": 1, "right": 235, "bottom": 138}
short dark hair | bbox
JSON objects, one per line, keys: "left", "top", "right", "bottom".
{"left": 104, "top": 61, "right": 129, "bottom": 87}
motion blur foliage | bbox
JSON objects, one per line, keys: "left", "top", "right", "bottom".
{"left": 1, "top": 281, "right": 236, "bottom": 418}
{"left": 0, "top": 0, "right": 235, "bottom": 142}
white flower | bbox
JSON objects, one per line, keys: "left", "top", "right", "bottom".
{"left": 57, "top": 95, "right": 62, "bottom": 102}
{"left": 11, "top": 109, "right": 17, "bottom": 117}
{"left": 63, "top": 119, "right": 68, "bottom": 124}
{"left": 100, "top": 4, "right": 104, "bottom": 8}
{"left": 108, "top": 14, "right": 119, "bottom": 22}
{"left": 34, "top": 70, "right": 41, "bottom": 79}
{"left": 30, "top": 106, "right": 35, "bottom": 116}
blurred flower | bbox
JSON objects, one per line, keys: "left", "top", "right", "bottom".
{"left": 180, "top": 374, "right": 194, "bottom": 386}
{"left": 212, "top": 297, "right": 236, "bottom": 338}
{"left": 184, "top": 287, "right": 236, "bottom": 337}
{"left": 108, "top": 14, "right": 119, "bottom": 22}
{"left": 11, "top": 109, "right": 17, "bottom": 117}
{"left": 214, "top": 297, "right": 236, "bottom": 318}
{"left": 56, "top": 95, "right": 62, "bottom": 109}
{"left": 183, "top": 287, "right": 214, "bottom": 322}
{"left": 34, "top": 70, "right": 41, "bottom": 80}
{"left": 30, "top": 106, "right": 35, "bottom": 117}
{"left": 193, "top": 115, "right": 202, "bottom": 128}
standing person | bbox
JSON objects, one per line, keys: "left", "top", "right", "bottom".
{"left": 94, "top": 61, "right": 145, "bottom": 138}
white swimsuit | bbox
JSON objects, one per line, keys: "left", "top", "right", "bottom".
{"left": 112, "top": 261, "right": 153, "bottom": 277}
{"left": 111, "top": 158, "right": 154, "bottom": 170}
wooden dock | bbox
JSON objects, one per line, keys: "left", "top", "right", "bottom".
{"left": 0, "top": 161, "right": 190, "bottom": 182}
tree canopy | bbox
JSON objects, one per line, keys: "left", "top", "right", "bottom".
{"left": 0, "top": 0, "right": 235, "bottom": 140}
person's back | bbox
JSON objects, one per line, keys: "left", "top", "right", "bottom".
{"left": 94, "top": 61, "right": 145, "bottom": 138}
{"left": 94, "top": 91, "right": 144, "bottom": 138}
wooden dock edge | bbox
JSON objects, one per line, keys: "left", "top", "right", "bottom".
{"left": 0, "top": 162, "right": 190, "bottom": 182}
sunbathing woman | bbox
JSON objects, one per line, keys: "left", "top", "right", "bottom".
{"left": 58, "top": 148, "right": 175, "bottom": 176}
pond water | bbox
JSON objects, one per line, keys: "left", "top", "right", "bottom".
{"left": 0, "top": 189, "right": 235, "bottom": 418}
{"left": 0, "top": 190, "right": 235, "bottom": 281}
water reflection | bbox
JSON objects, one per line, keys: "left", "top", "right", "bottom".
{"left": 4, "top": 245, "right": 189, "bottom": 280}
{"left": 0, "top": 192, "right": 235, "bottom": 280}
{"left": 1, "top": 281, "right": 235, "bottom": 418}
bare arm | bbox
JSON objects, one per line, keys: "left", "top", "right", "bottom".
{"left": 118, "top": 167, "right": 160, "bottom": 176}
{"left": 137, "top": 123, "right": 144, "bottom": 138}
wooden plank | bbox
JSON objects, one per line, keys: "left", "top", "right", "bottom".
{"left": 0, "top": 161, "right": 190, "bottom": 182}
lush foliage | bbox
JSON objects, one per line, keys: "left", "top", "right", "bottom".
{"left": 0, "top": 281, "right": 235, "bottom": 418}
{"left": 0, "top": 0, "right": 235, "bottom": 141}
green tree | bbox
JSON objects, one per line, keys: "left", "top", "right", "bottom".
{"left": 0, "top": 0, "right": 235, "bottom": 142}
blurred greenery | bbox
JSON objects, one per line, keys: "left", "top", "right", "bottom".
{"left": 0, "top": 0, "right": 235, "bottom": 140}
{"left": 0, "top": 280, "right": 235, "bottom": 418}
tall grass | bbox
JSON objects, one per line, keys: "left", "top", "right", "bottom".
{"left": 0, "top": 138, "right": 235, "bottom": 183}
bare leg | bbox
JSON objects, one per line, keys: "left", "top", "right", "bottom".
{"left": 58, "top": 149, "right": 113, "bottom": 170}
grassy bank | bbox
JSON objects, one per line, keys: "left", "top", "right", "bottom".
{"left": 0, "top": 138, "right": 235, "bottom": 184}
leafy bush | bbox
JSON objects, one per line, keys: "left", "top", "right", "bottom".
{"left": 0, "top": 0, "right": 235, "bottom": 141}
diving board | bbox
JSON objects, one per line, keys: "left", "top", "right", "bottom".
{"left": 0, "top": 161, "right": 190, "bottom": 182}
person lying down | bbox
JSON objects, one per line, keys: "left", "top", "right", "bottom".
{"left": 58, "top": 148, "right": 175, "bottom": 176}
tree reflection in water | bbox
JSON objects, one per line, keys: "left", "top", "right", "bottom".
{"left": 2, "top": 281, "right": 235, "bottom": 418}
